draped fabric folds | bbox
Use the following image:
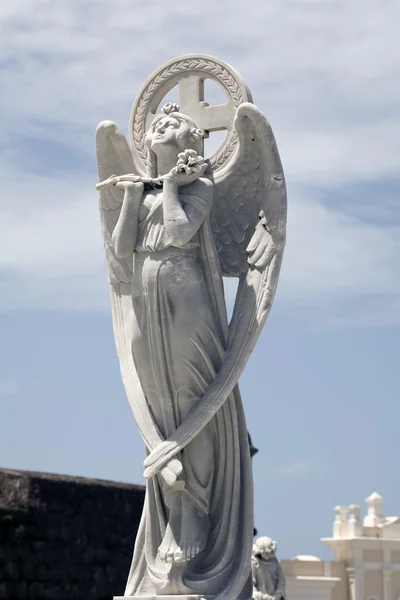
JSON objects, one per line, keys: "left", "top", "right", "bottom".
{"left": 124, "top": 194, "right": 254, "bottom": 600}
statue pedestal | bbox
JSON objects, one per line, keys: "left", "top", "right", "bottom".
{"left": 114, "top": 596, "right": 205, "bottom": 599}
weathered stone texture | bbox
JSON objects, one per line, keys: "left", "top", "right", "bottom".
{"left": 0, "top": 468, "right": 144, "bottom": 599}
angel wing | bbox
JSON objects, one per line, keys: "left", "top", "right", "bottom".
{"left": 143, "top": 102, "right": 287, "bottom": 478}
{"left": 211, "top": 101, "right": 287, "bottom": 346}
{"left": 211, "top": 102, "right": 286, "bottom": 278}
{"left": 96, "top": 121, "right": 137, "bottom": 284}
{"left": 96, "top": 121, "right": 181, "bottom": 486}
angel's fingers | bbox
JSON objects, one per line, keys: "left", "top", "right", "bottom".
{"left": 160, "top": 466, "right": 177, "bottom": 486}
{"left": 253, "top": 243, "right": 277, "bottom": 269}
{"left": 246, "top": 227, "right": 263, "bottom": 254}
{"left": 199, "top": 163, "right": 208, "bottom": 176}
{"left": 143, "top": 440, "right": 172, "bottom": 468}
{"left": 247, "top": 236, "right": 271, "bottom": 265}
{"left": 96, "top": 174, "right": 118, "bottom": 191}
{"left": 115, "top": 181, "right": 137, "bottom": 190}
{"left": 149, "top": 459, "right": 182, "bottom": 483}
{"left": 168, "top": 458, "right": 183, "bottom": 476}
{"left": 144, "top": 445, "right": 180, "bottom": 479}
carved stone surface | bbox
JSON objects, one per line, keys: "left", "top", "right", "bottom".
{"left": 129, "top": 55, "right": 252, "bottom": 173}
{"left": 252, "top": 537, "right": 286, "bottom": 600}
{"left": 96, "top": 54, "right": 287, "bottom": 599}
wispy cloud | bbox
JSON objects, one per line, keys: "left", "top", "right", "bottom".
{"left": 1, "top": 0, "right": 399, "bottom": 324}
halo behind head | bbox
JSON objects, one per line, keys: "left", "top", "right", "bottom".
{"left": 129, "top": 54, "right": 252, "bottom": 173}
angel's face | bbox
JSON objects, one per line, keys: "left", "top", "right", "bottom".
{"left": 149, "top": 117, "right": 182, "bottom": 152}
{"left": 260, "top": 548, "right": 274, "bottom": 560}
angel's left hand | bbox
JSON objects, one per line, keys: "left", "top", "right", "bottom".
{"left": 143, "top": 440, "right": 179, "bottom": 478}
{"left": 164, "top": 163, "right": 207, "bottom": 188}
{"left": 246, "top": 211, "right": 284, "bottom": 269}
{"left": 115, "top": 181, "right": 144, "bottom": 194}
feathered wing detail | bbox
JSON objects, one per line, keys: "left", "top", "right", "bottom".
{"left": 211, "top": 101, "right": 287, "bottom": 346}
{"left": 96, "top": 121, "right": 137, "bottom": 284}
{"left": 210, "top": 102, "right": 286, "bottom": 277}
{"left": 143, "top": 102, "right": 287, "bottom": 478}
{"left": 96, "top": 121, "right": 180, "bottom": 486}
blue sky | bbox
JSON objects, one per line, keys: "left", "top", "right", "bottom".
{"left": 1, "top": 0, "right": 399, "bottom": 561}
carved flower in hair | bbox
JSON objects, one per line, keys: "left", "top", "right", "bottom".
{"left": 162, "top": 102, "right": 180, "bottom": 115}
{"left": 175, "top": 149, "right": 206, "bottom": 175}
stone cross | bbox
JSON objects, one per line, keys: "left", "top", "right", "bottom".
{"left": 178, "top": 75, "right": 235, "bottom": 140}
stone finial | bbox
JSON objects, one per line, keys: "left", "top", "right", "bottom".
{"left": 333, "top": 506, "right": 348, "bottom": 538}
{"left": 364, "top": 491, "right": 385, "bottom": 527}
{"left": 348, "top": 504, "right": 362, "bottom": 538}
{"left": 366, "top": 491, "right": 384, "bottom": 503}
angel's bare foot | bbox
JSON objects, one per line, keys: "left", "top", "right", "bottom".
{"left": 175, "top": 493, "right": 209, "bottom": 563}
{"left": 158, "top": 492, "right": 209, "bottom": 565}
{"left": 158, "top": 494, "right": 181, "bottom": 563}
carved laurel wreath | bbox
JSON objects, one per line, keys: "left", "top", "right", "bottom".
{"left": 131, "top": 57, "right": 248, "bottom": 172}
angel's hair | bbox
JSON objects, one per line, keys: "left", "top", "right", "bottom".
{"left": 145, "top": 108, "right": 204, "bottom": 177}
{"left": 253, "top": 537, "right": 278, "bottom": 557}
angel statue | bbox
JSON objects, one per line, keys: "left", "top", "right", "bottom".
{"left": 96, "top": 55, "right": 287, "bottom": 599}
{"left": 252, "top": 537, "right": 286, "bottom": 600}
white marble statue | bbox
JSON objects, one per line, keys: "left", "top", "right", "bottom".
{"left": 95, "top": 55, "right": 287, "bottom": 599}
{"left": 252, "top": 537, "right": 286, "bottom": 600}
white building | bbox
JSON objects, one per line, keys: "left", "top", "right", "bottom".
{"left": 280, "top": 492, "right": 400, "bottom": 600}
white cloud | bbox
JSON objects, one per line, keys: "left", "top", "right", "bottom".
{"left": 2, "top": 164, "right": 398, "bottom": 324}
{"left": 282, "top": 191, "right": 400, "bottom": 297}
{"left": 0, "top": 167, "right": 109, "bottom": 311}
{"left": 277, "top": 187, "right": 400, "bottom": 328}
{"left": 1, "top": 0, "right": 400, "bottom": 178}
{"left": 0, "top": 0, "right": 399, "bottom": 324}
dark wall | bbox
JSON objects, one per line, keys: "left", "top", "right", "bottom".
{"left": 0, "top": 468, "right": 145, "bottom": 600}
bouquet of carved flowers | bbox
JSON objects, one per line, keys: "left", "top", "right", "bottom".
{"left": 172, "top": 149, "right": 206, "bottom": 176}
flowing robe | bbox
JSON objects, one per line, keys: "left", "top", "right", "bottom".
{"left": 252, "top": 556, "right": 286, "bottom": 599}
{"left": 124, "top": 188, "right": 253, "bottom": 599}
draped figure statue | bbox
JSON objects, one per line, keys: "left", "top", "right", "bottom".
{"left": 95, "top": 55, "right": 287, "bottom": 600}
{"left": 252, "top": 537, "right": 286, "bottom": 600}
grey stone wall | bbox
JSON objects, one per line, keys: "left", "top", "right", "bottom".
{"left": 0, "top": 468, "right": 145, "bottom": 599}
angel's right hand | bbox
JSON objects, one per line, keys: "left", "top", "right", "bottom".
{"left": 115, "top": 181, "right": 144, "bottom": 194}
{"left": 160, "top": 458, "right": 184, "bottom": 487}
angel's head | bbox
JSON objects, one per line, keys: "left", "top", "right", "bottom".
{"left": 253, "top": 537, "right": 278, "bottom": 561}
{"left": 145, "top": 103, "right": 204, "bottom": 176}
